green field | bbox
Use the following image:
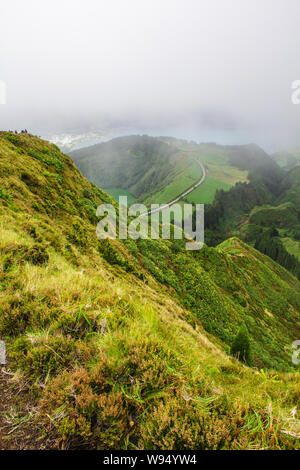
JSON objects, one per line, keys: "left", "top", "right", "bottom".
{"left": 142, "top": 149, "right": 249, "bottom": 206}
{"left": 185, "top": 176, "right": 231, "bottom": 204}
{"left": 282, "top": 236, "right": 300, "bottom": 260}
{"left": 272, "top": 149, "right": 300, "bottom": 169}
{"left": 105, "top": 187, "right": 136, "bottom": 204}
{"left": 71, "top": 136, "right": 250, "bottom": 209}
{"left": 177, "top": 149, "right": 248, "bottom": 204}
{"left": 144, "top": 158, "right": 203, "bottom": 205}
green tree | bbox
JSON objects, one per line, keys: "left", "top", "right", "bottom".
{"left": 231, "top": 324, "right": 252, "bottom": 365}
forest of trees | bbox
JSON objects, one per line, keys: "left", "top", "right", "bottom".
{"left": 203, "top": 170, "right": 300, "bottom": 279}
{"left": 254, "top": 228, "right": 300, "bottom": 280}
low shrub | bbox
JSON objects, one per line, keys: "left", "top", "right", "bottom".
{"left": 10, "top": 334, "right": 92, "bottom": 380}
{"left": 3, "top": 243, "right": 49, "bottom": 269}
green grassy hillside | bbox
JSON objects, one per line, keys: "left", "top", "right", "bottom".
{"left": 70, "top": 135, "right": 198, "bottom": 204}
{"left": 244, "top": 167, "right": 300, "bottom": 271}
{"left": 0, "top": 132, "right": 299, "bottom": 450}
{"left": 204, "top": 159, "right": 300, "bottom": 279}
{"left": 70, "top": 137, "right": 283, "bottom": 210}
{"left": 105, "top": 188, "right": 136, "bottom": 205}
{"left": 272, "top": 150, "right": 300, "bottom": 170}
{"left": 279, "top": 166, "right": 300, "bottom": 210}
{"left": 70, "top": 136, "right": 252, "bottom": 206}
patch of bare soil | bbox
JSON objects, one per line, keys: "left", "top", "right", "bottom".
{"left": 0, "top": 367, "right": 56, "bottom": 450}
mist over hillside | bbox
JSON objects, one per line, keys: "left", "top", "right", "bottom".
{"left": 69, "top": 135, "right": 281, "bottom": 203}
{"left": 1, "top": 0, "right": 300, "bottom": 453}
{"left": 2, "top": 1, "right": 300, "bottom": 151}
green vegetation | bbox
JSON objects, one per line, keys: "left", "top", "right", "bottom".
{"left": 272, "top": 149, "right": 300, "bottom": 170}
{"left": 0, "top": 132, "right": 300, "bottom": 450}
{"left": 70, "top": 135, "right": 181, "bottom": 202}
{"left": 185, "top": 176, "right": 231, "bottom": 204}
{"left": 105, "top": 188, "right": 136, "bottom": 205}
{"left": 282, "top": 237, "right": 300, "bottom": 261}
{"left": 142, "top": 158, "right": 203, "bottom": 205}
{"left": 203, "top": 158, "right": 300, "bottom": 279}
{"left": 70, "top": 136, "right": 251, "bottom": 207}
{"left": 231, "top": 325, "right": 252, "bottom": 365}
{"left": 254, "top": 229, "right": 300, "bottom": 279}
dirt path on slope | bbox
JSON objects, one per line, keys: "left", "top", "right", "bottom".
{"left": 0, "top": 367, "right": 55, "bottom": 450}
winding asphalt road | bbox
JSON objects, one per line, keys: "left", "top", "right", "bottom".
{"left": 143, "top": 159, "right": 206, "bottom": 216}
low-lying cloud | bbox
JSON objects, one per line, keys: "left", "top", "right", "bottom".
{"left": 0, "top": 0, "right": 300, "bottom": 150}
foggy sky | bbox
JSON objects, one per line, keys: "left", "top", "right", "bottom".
{"left": 1, "top": 0, "right": 300, "bottom": 150}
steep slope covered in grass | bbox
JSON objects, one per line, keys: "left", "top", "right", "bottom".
{"left": 70, "top": 136, "right": 256, "bottom": 206}
{"left": 70, "top": 135, "right": 191, "bottom": 203}
{"left": 225, "top": 143, "right": 283, "bottom": 194}
{"left": 132, "top": 237, "right": 300, "bottom": 370}
{"left": 207, "top": 164, "right": 300, "bottom": 277}
{"left": 279, "top": 166, "right": 300, "bottom": 210}
{"left": 272, "top": 149, "right": 300, "bottom": 171}
{"left": 0, "top": 132, "right": 299, "bottom": 450}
